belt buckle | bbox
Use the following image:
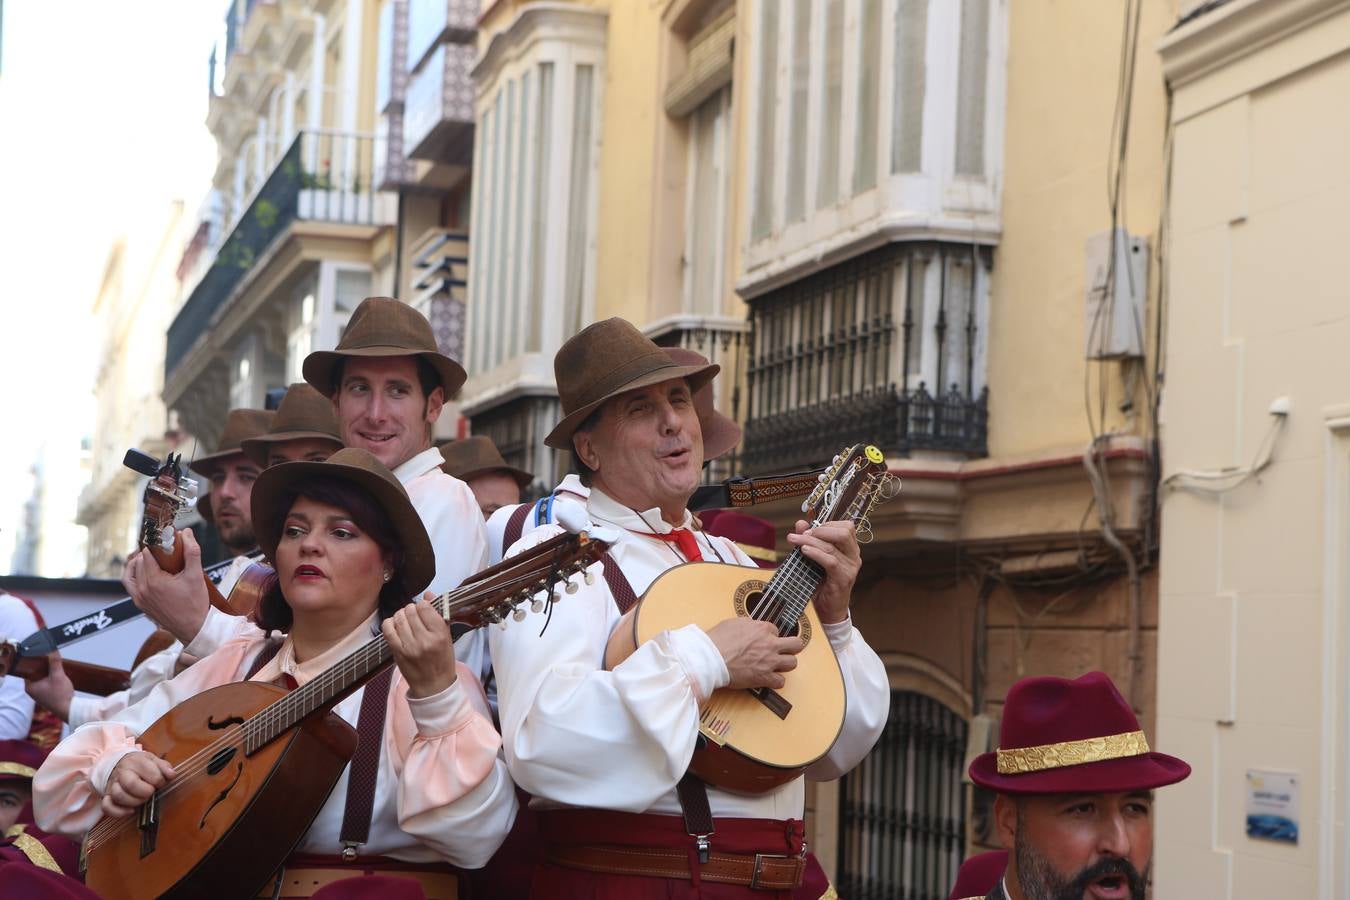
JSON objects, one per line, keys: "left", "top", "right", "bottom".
{"left": 750, "top": 852, "right": 787, "bottom": 890}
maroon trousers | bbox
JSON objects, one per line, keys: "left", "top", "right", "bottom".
{"left": 525, "top": 810, "right": 833, "bottom": 900}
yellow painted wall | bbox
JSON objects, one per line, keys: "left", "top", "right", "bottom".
{"left": 1156, "top": 4, "right": 1350, "bottom": 896}
{"left": 986, "top": 0, "right": 1176, "bottom": 458}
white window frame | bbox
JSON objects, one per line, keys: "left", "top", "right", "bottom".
{"left": 683, "top": 85, "right": 732, "bottom": 317}
{"left": 462, "top": 6, "right": 607, "bottom": 412}
{"left": 740, "top": 0, "right": 1007, "bottom": 297}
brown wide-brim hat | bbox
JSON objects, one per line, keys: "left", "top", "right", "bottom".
{"left": 544, "top": 318, "right": 719, "bottom": 450}
{"left": 240, "top": 383, "right": 344, "bottom": 466}
{"left": 250, "top": 447, "right": 435, "bottom": 596}
{"left": 438, "top": 436, "right": 533, "bottom": 489}
{"left": 968, "top": 671, "right": 1191, "bottom": 795}
{"left": 665, "top": 347, "right": 741, "bottom": 461}
{"left": 188, "top": 409, "right": 276, "bottom": 478}
{"left": 302, "top": 296, "right": 466, "bottom": 399}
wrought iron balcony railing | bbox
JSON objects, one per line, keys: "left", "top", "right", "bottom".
{"left": 743, "top": 242, "right": 991, "bottom": 473}
{"left": 166, "top": 130, "right": 393, "bottom": 380}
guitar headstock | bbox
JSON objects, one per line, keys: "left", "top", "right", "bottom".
{"left": 125, "top": 449, "right": 198, "bottom": 554}
{"left": 441, "top": 530, "right": 612, "bottom": 629}
{"left": 801, "top": 444, "right": 900, "bottom": 544}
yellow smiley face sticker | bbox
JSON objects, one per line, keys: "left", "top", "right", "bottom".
{"left": 865, "top": 445, "right": 885, "bottom": 464}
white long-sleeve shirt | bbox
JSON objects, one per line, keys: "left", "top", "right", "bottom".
{"left": 34, "top": 615, "right": 517, "bottom": 867}
{"left": 488, "top": 488, "right": 890, "bottom": 821}
{"left": 68, "top": 555, "right": 260, "bottom": 730}
{"left": 0, "top": 593, "right": 39, "bottom": 739}
{"left": 393, "top": 447, "right": 493, "bottom": 688}
{"left": 484, "top": 474, "right": 589, "bottom": 565}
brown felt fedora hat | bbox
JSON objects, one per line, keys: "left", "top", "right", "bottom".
{"left": 189, "top": 409, "right": 276, "bottom": 479}
{"left": 250, "top": 447, "right": 435, "bottom": 595}
{"left": 544, "top": 318, "right": 719, "bottom": 450}
{"left": 240, "top": 383, "right": 344, "bottom": 466}
{"left": 302, "top": 296, "right": 467, "bottom": 398}
{"left": 665, "top": 347, "right": 741, "bottom": 461}
{"left": 438, "top": 436, "right": 533, "bottom": 489}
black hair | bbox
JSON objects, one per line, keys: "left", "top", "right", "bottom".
{"left": 255, "top": 477, "right": 412, "bottom": 633}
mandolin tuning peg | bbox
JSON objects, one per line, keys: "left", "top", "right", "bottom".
{"left": 513, "top": 608, "right": 527, "bottom": 622}
{"left": 565, "top": 579, "right": 579, "bottom": 595}
{"left": 584, "top": 570, "right": 595, "bottom": 586}
{"left": 531, "top": 598, "right": 544, "bottom": 614}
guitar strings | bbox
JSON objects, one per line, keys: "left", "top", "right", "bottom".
{"left": 86, "top": 560, "right": 583, "bottom": 852}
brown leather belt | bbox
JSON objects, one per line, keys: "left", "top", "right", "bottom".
{"left": 548, "top": 844, "right": 806, "bottom": 890}
{"left": 257, "top": 867, "right": 459, "bottom": 899}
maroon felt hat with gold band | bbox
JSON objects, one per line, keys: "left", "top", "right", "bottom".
{"left": 0, "top": 740, "right": 45, "bottom": 785}
{"left": 544, "top": 318, "right": 719, "bottom": 450}
{"left": 302, "top": 296, "right": 466, "bottom": 398}
{"left": 700, "top": 509, "right": 778, "bottom": 569}
{"left": 968, "top": 671, "right": 1190, "bottom": 795}
{"left": 664, "top": 347, "right": 741, "bottom": 461}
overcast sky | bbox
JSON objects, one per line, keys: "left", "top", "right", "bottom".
{"left": 0, "top": 1, "right": 222, "bottom": 573}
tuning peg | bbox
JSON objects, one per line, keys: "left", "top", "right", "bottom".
{"left": 531, "top": 598, "right": 544, "bottom": 614}
{"left": 513, "top": 608, "right": 527, "bottom": 622}
{"left": 565, "top": 579, "right": 579, "bottom": 595}
{"left": 583, "top": 570, "right": 595, "bottom": 586}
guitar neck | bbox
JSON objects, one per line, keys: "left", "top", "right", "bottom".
{"left": 9, "top": 655, "right": 130, "bottom": 696}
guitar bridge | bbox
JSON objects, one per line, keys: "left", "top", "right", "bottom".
{"left": 138, "top": 792, "right": 160, "bottom": 858}
{"left": 749, "top": 687, "right": 792, "bottom": 720}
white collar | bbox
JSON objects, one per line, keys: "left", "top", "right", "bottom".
{"left": 588, "top": 487, "right": 693, "bottom": 535}
{"left": 391, "top": 446, "right": 444, "bottom": 484}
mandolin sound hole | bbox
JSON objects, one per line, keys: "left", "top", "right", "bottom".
{"left": 739, "top": 588, "right": 800, "bottom": 639}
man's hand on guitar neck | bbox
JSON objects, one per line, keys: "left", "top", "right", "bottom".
{"left": 124, "top": 530, "right": 209, "bottom": 646}
{"left": 104, "top": 751, "right": 176, "bottom": 818}
{"left": 707, "top": 619, "right": 803, "bottom": 691}
{"left": 786, "top": 520, "right": 861, "bottom": 625}
{"left": 25, "top": 654, "right": 73, "bottom": 722}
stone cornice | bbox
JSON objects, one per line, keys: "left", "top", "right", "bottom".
{"left": 1159, "top": 0, "right": 1350, "bottom": 87}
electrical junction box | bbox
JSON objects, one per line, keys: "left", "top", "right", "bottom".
{"left": 1084, "top": 229, "right": 1148, "bottom": 360}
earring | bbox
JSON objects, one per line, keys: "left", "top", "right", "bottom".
{"left": 382, "top": 571, "right": 391, "bottom": 583}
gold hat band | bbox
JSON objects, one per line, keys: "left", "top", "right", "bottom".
{"left": 996, "top": 730, "right": 1150, "bottom": 775}
{"left": 0, "top": 762, "right": 36, "bottom": 778}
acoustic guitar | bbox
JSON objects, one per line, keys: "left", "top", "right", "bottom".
{"left": 80, "top": 527, "right": 612, "bottom": 900}
{"left": 604, "top": 444, "right": 898, "bottom": 794}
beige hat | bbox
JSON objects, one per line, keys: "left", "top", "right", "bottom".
{"left": 250, "top": 447, "right": 435, "bottom": 595}
{"left": 545, "top": 318, "right": 718, "bottom": 450}
{"left": 302, "top": 296, "right": 466, "bottom": 398}
{"left": 438, "top": 436, "right": 533, "bottom": 489}
{"left": 240, "top": 383, "right": 343, "bottom": 466}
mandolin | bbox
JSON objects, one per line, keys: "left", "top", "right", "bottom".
{"left": 80, "top": 527, "right": 612, "bottom": 900}
{"left": 0, "top": 450, "right": 275, "bottom": 693}
{"left": 604, "top": 444, "right": 898, "bottom": 794}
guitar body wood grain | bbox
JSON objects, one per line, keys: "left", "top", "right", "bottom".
{"left": 83, "top": 681, "right": 356, "bottom": 900}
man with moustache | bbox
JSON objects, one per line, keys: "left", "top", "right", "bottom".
{"left": 303, "top": 296, "right": 491, "bottom": 686}
{"left": 968, "top": 672, "right": 1191, "bottom": 900}
{"left": 489, "top": 319, "right": 889, "bottom": 898}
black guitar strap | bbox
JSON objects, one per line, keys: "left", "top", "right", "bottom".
{"left": 599, "top": 553, "right": 715, "bottom": 859}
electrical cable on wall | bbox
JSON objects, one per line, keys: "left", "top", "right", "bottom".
{"left": 1161, "top": 402, "right": 1289, "bottom": 494}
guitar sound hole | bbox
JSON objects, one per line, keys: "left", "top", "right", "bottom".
{"left": 742, "top": 590, "right": 800, "bottom": 638}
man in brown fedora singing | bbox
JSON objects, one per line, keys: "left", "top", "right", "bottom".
{"left": 303, "top": 296, "right": 493, "bottom": 686}
{"left": 488, "top": 318, "right": 890, "bottom": 898}
{"left": 967, "top": 671, "right": 1191, "bottom": 900}
{"left": 483, "top": 346, "right": 743, "bottom": 566}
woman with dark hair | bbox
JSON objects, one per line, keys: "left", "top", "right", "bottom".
{"left": 32, "top": 449, "right": 517, "bottom": 898}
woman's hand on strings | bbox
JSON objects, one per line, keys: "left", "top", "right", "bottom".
{"left": 384, "top": 592, "right": 458, "bottom": 699}
{"left": 103, "top": 752, "right": 175, "bottom": 818}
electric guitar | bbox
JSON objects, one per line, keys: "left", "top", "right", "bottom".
{"left": 604, "top": 444, "right": 899, "bottom": 793}
{"left": 80, "top": 527, "right": 612, "bottom": 900}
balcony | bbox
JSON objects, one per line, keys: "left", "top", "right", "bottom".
{"left": 403, "top": 40, "right": 476, "bottom": 164}
{"left": 166, "top": 130, "right": 396, "bottom": 380}
{"left": 742, "top": 242, "right": 991, "bottom": 473}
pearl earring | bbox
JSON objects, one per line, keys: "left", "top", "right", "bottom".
{"left": 382, "top": 571, "right": 391, "bottom": 583}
